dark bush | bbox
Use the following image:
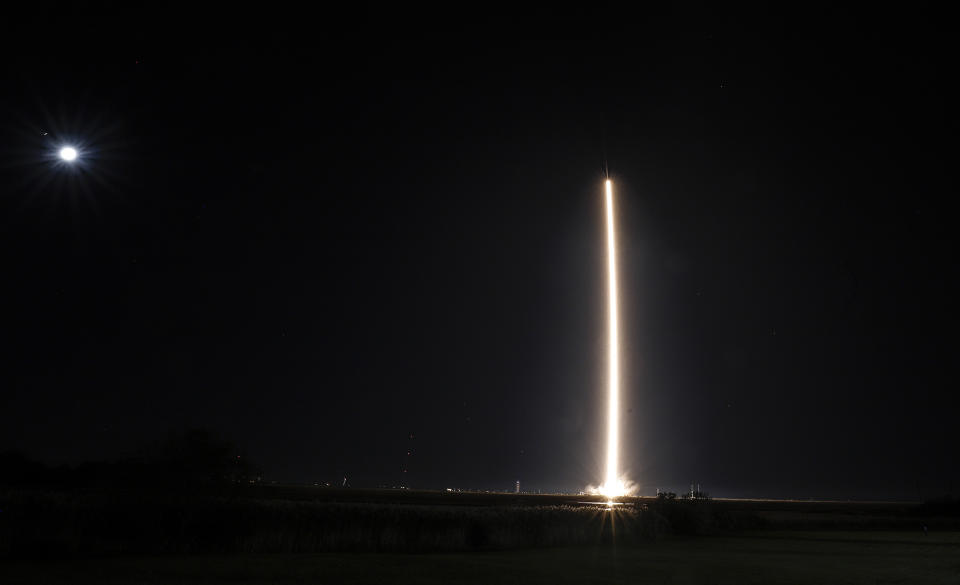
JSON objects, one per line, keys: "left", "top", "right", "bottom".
{"left": 917, "top": 496, "right": 960, "bottom": 517}
{"left": 648, "top": 499, "right": 719, "bottom": 535}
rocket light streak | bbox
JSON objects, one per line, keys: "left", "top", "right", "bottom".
{"left": 600, "top": 178, "right": 626, "bottom": 498}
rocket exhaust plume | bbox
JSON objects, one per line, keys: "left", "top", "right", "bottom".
{"left": 596, "top": 178, "right": 630, "bottom": 498}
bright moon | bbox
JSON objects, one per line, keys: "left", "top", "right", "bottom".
{"left": 59, "top": 147, "right": 78, "bottom": 161}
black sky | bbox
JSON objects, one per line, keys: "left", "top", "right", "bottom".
{"left": 2, "top": 8, "right": 956, "bottom": 499}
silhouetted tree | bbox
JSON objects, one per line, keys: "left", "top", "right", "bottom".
{"left": 0, "top": 451, "right": 50, "bottom": 486}
{"left": 0, "top": 430, "right": 260, "bottom": 490}
{"left": 134, "top": 428, "right": 260, "bottom": 487}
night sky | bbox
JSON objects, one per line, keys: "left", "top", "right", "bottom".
{"left": 2, "top": 9, "right": 956, "bottom": 499}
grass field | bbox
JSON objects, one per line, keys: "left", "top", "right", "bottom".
{"left": 3, "top": 531, "right": 958, "bottom": 584}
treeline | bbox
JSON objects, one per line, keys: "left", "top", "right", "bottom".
{"left": 0, "top": 429, "right": 259, "bottom": 491}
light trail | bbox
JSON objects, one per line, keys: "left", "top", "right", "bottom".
{"left": 600, "top": 178, "right": 627, "bottom": 498}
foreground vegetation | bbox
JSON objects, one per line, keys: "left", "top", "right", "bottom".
{"left": 4, "top": 441, "right": 959, "bottom": 582}
{"left": 0, "top": 490, "right": 667, "bottom": 556}
{"left": 3, "top": 486, "right": 958, "bottom": 557}
{"left": 3, "top": 531, "right": 958, "bottom": 584}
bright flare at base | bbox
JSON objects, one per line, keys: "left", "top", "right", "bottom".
{"left": 599, "top": 178, "right": 627, "bottom": 498}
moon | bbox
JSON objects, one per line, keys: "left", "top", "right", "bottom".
{"left": 59, "top": 146, "right": 78, "bottom": 161}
